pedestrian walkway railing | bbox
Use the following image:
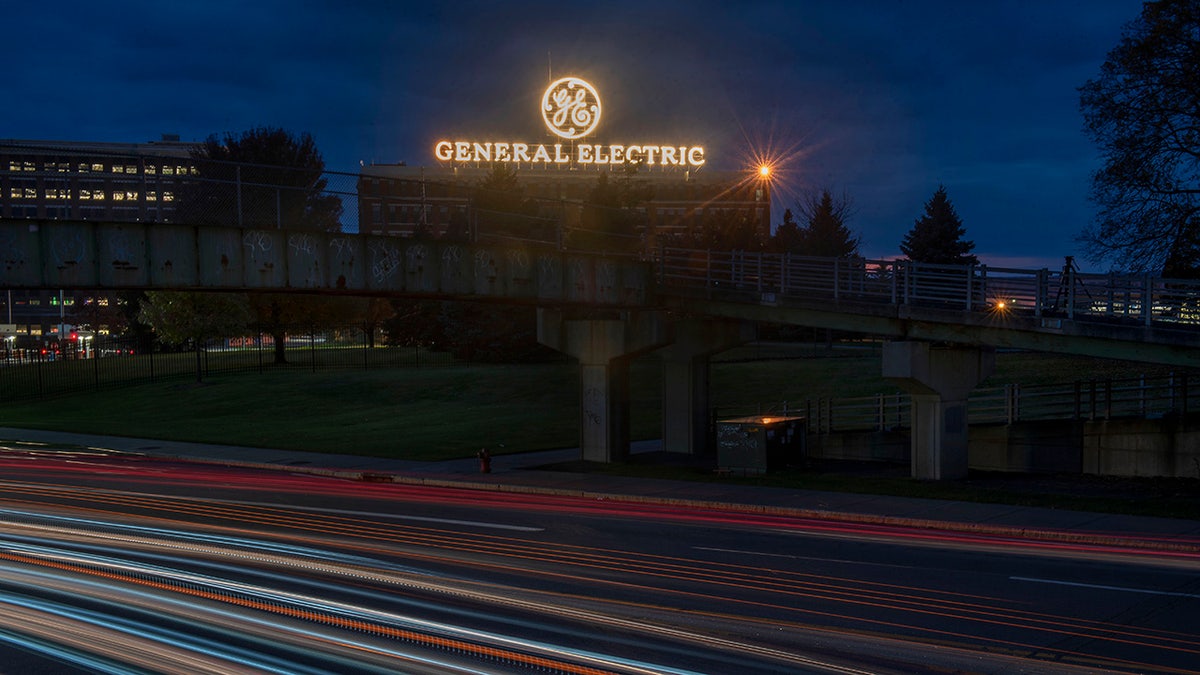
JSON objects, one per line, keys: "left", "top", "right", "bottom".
{"left": 721, "top": 372, "right": 1194, "bottom": 434}
{"left": 656, "top": 247, "right": 1200, "bottom": 330}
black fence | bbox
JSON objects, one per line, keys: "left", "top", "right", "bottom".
{"left": 0, "top": 328, "right": 455, "bottom": 403}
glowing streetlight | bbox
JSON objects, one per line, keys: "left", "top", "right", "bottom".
{"left": 758, "top": 164, "right": 771, "bottom": 178}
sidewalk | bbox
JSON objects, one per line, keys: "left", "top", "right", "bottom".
{"left": 3, "top": 427, "right": 1199, "bottom": 550}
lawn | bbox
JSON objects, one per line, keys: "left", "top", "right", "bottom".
{"left": 0, "top": 345, "right": 1187, "bottom": 461}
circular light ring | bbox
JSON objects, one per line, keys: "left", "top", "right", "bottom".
{"left": 542, "top": 77, "right": 602, "bottom": 140}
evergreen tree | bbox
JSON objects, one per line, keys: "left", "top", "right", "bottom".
{"left": 798, "top": 190, "right": 861, "bottom": 257}
{"left": 771, "top": 208, "right": 804, "bottom": 253}
{"left": 900, "top": 186, "right": 977, "bottom": 265}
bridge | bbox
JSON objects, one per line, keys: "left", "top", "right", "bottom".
{"left": 3, "top": 219, "right": 1198, "bottom": 479}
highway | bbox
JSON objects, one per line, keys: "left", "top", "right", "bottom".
{"left": 0, "top": 444, "right": 1197, "bottom": 674}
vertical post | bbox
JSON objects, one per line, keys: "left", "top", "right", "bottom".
{"left": 1035, "top": 269, "right": 1046, "bottom": 317}
{"left": 1139, "top": 374, "right": 1146, "bottom": 417}
{"left": 310, "top": 327, "right": 317, "bottom": 373}
{"left": 965, "top": 264, "right": 974, "bottom": 310}
{"left": 890, "top": 261, "right": 898, "bottom": 304}
{"left": 236, "top": 165, "right": 243, "bottom": 228}
{"left": 93, "top": 346, "right": 100, "bottom": 391}
{"left": 1143, "top": 275, "right": 1153, "bottom": 327}
{"left": 1067, "top": 264, "right": 1076, "bottom": 319}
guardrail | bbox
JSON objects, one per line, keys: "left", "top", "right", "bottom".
{"left": 720, "top": 373, "right": 1194, "bottom": 434}
{"left": 656, "top": 248, "right": 1200, "bottom": 330}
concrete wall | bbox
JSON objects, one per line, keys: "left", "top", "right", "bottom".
{"left": 1081, "top": 418, "right": 1200, "bottom": 478}
{"left": 803, "top": 417, "right": 1200, "bottom": 478}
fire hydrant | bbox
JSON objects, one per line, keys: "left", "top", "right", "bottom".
{"left": 477, "top": 447, "right": 491, "bottom": 474}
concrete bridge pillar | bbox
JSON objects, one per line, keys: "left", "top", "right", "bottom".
{"left": 883, "top": 341, "right": 994, "bottom": 480}
{"left": 538, "top": 309, "right": 669, "bottom": 462}
{"left": 660, "top": 319, "right": 756, "bottom": 455}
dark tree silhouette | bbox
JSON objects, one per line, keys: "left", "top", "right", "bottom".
{"left": 796, "top": 189, "right": 861, "bottom": 258}
{"left": 900, "top": 186, "right": 977, "bottom": 265}
{"left": 179, "top": 127, "right": 347, "bottom": 364}
{"left": 1079, "top": 0, "right": 1200, "bottom": 275}
{"left": 573, "top": 169, "right": 654, "bottom": 253}
{"left": 180, "top": 127, "right": 342, "bottom": 231}
{"left": 771, "top": 208, "right": 804, "bottom": 253}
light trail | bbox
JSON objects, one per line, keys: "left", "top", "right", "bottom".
{"left": 0, "top": 452, "right": 1196, "bottom": 673}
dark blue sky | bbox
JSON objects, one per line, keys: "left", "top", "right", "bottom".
{"left": 5, "top": 1, "right": 1142, "bottom": 268}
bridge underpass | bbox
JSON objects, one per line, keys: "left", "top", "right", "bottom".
{"left": 5, "top": 219, "right": 1200, "bottom": 479}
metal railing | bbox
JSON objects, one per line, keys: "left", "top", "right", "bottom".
{"left": 722, "top": 373, "right": 1194, "bottom": 434}
{"left": 656, "top": 247, "right": 1200, "bottom": 330}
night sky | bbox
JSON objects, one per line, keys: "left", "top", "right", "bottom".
{"left": 4, "top": 1, "right": 1143, "bottom": 269}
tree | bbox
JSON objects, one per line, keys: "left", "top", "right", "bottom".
{"left": 771, "top": 208, "right": 804, "bottom": 253}
{"left": 795, "top": 189, "right": 861, "bottom": 257}
{"left": 900, "top": 186, "right": 977, "bottom": 265}
{"left": 1079, "top": 0, "right": 1200, "bottom": 275}
{"left": 473, "top": 163, "right": 549, "bottom": 244}
{"left": 185, "top": 127, "right": 349, "bottom": 363}
{"left": 574, "top": 169, "right": 654, "bottom": 253}
{"left": 137, "top": 291, "right": 253, "bottom": 381}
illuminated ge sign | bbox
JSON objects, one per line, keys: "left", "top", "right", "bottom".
{"left": 434, "top": 76, "right": 705, "bottom": 168}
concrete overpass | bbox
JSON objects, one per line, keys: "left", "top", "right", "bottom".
{"left": 4, "top": 220, "right": 1199, "bottom": 479}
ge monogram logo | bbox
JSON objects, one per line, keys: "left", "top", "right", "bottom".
{"left": 541, "top": 77, "right": 602, "bottom": 140}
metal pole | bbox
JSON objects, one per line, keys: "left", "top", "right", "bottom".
{"left": 236, "top": 165, "right": 243, "bottom": 227}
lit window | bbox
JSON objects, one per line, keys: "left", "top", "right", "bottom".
{"left": 162, "top": 166, "right": 174, "bottom": 175}
{"left": 144, "top": 165, "right": 156, "bottom": 175}
{"left": 77, "top": 163, "right": 90, "bottom": 173}
{"left": 113, "top": 191, "right": 124, "bottom": 201}
{"left": 146, "top": 191, "right": 157, "bottom": 201}
{"left": 91, "top": 163, "right": 104, "bottom": 172}
{"left": 162, "top": 191, "right": 175, "bottom": 202}
{"left": 9, "top": 188, "right": 20, "bottom": 199}
{"left": 23, "top": 162, "right": 35, "bottom": 172}
{"left": 8, "top": 161, "right": 20, "bottom": 171}
{"left": 23, "top": 188, "right": 36, "bottom": 198}
{"left": 111, "top": 165, "right": 124, "bottom": 174}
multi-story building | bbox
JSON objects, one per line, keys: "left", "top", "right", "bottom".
{"left": 357, "top": 163, "right": 771, "bottom": 248}
{"left": 0, "top": 136, "right": 197, "bottom": 223}
{"left": 0, "top": 136, "right": 198, "bottom": 348}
